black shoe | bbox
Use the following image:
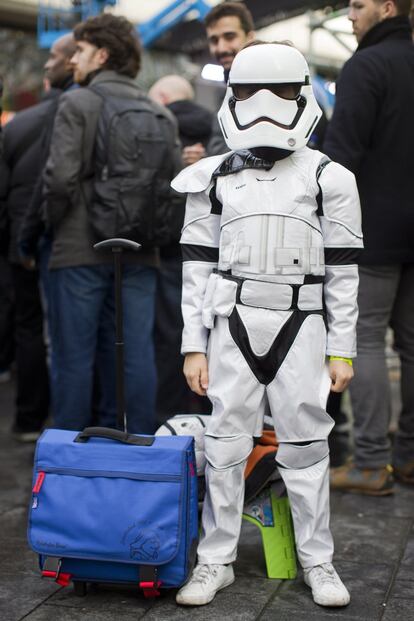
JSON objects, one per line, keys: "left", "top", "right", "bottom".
{"left": 11, "top": 425, "right": 42, "bottom": 443}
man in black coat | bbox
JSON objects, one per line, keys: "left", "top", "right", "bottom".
{"left": 0, "top": 34, "right": 76, "bottom": 440}
{"left": 18, "top": 34, "right": 77, "bottom": 269}
{"left": 325, "top": 0, "right": 414, "bottom": 493}
{"left": 0, "top": 74, "right": 14, "bottom": 384}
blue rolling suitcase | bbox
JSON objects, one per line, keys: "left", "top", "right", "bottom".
{"left": 27, "top": 239, "right": 198, "bottom": 597}
{"left": 28, "top": 428, "right": 198, "bottom": 596}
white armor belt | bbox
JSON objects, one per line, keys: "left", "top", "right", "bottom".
{"left": 220, "top": 272, "right": 323, "bottom": 311}
{"left": 201, "top": 272, "right": 324, "bottom": 330}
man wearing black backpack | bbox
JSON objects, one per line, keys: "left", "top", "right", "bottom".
{"left": 43, "top": 14, "right": 181, "bottom": 433}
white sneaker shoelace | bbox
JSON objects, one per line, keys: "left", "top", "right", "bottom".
{"left": 308, "top": 563, "right": 339, "bottom": 587}
{"left": 191, "top": 564, "right": 218, "bottom": 586}
{"left": 305, "top": 562, "right": 350, "bottom": 606}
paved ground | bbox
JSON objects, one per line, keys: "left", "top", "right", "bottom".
{"left": 1, "top": 377, "right": 413, "bottom": 621}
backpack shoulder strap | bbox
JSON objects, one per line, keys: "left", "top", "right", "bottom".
{"left": 89, "top": 85, "right": 110, "bottom": 172}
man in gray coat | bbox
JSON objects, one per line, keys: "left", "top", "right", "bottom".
{"left": 44, "top": 14, "right": 180, "bottom": 433}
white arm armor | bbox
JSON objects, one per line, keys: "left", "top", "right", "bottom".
{"left": 318, "top": 161, "right": 363, "bottom": 358}
{"left": 172, "top": 156, "right": 226, "bottom": 355}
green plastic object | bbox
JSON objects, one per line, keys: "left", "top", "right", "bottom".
{"left": 242, "top": 481, "right": 297, "bottom": 579}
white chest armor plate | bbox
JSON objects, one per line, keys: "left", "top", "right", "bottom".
{"left": 216, "top": 154, "right": 324, "bottom": 280}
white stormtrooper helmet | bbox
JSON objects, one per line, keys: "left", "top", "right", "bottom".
{"left": 218, "top": 43, "right": 322, "bottom": 151}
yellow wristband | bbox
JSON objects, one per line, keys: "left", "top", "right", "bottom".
{"left": 329, "top": 356, "right": 353, "bottom": 367}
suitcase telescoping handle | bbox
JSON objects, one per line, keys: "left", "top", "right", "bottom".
{"left": 74, "top": 427, "right": 154, "bottom": 446}
{"left": 93, "top": 238, "right": 141, "bottom": 432}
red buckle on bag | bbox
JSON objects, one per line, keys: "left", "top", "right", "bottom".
{"left": 41, "top": 558, "right": 71, "bottom": 587}
{"left": 56, "top": 572, "right": 72, "bottom": 587}
{"left": 42, "top": 569, "right": 72, "bottom": 587}
{"left": 139, "top": 580, "right": 162, "bottom": 598}
{"left": 42, "top": 570, "right": 58, "bottom": 579}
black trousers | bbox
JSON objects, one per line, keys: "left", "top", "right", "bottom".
{"left": 155, "top": 256, "right": 211, "bottom": 427}
{"left": 11, "top": 264, "right": 49, "bottom": 431}
{"left": 0, "top": 256, "right": 14, "bottom": 370}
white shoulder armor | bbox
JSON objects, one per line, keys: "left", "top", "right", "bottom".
{"left": 171, "top": 153, "right": 231, "bottom": 194}
{"left": 318, "top": 160, "right": 362, "bottom": 239}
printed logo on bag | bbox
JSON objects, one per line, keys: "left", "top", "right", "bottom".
{"left": 36, "top": 540, "right": 67, "bottom": 550}
{"left": 121, "top": 523, "right": 161, "bottom": 561}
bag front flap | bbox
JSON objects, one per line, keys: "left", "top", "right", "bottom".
{"left": 28, "top": 430, "right": 194, "bottom": 566}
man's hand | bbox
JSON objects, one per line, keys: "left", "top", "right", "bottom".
{"left": 183, "top": 352, "right": 209, "bottom": 396}
{"left": 329, "top": 359, "right": 354, "bottom": 393}
{"left": 182, "top": 142, "right": 206, "bottom": 167}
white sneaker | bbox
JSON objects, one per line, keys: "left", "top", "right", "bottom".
{"left": 304, "top": 563, "right": 350, "bottom": 607}
{"left": 176, "top": 563, "right": 235, "bottom": 606}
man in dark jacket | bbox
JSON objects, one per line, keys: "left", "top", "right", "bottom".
{"left": 0, "top": 34, "right": 76, "bottom": 440}
{"left": 44, "top": 14, "right": 181, "bottom": 433}
{"left": 149, "top": 74, "right": 213, "bottom": 425}
{"left": 325, "top": 0, "right": 414, "bottom": 494}
{"left": 18, "top": 34, "right": 77, "bottom": 270}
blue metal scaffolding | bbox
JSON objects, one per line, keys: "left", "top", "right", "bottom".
{"left": 37, "top": 0, "right": 211, "bottom": 49}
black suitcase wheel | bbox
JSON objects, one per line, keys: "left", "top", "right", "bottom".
{"left": 73, "top": 581, "right": 88, "bottom": 596}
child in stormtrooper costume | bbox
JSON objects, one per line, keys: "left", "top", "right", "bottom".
{"left": 172, "top": 43, "right": 363, "bottom": 608}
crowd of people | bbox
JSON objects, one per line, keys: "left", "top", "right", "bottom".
{"left": 0, "top": 0, "right": 413, "bottom": 610}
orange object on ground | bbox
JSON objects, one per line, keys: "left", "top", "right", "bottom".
{"left": 244, "top": 430, "right": 279, "bottom": 502}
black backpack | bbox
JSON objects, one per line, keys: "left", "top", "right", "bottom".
{"left": 89, "top": 85, "right": 176, "bottom": 247}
